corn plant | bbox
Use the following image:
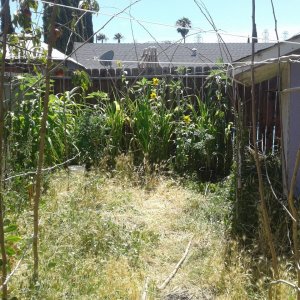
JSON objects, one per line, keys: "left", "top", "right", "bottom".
{"left": 7, "top": 75, "right": 81, "bottom": 170}
{"left": 105, "top": 101, "right": 127, "bottom": 160}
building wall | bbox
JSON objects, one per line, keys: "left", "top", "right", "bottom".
{"left": 285, "top": 62, "right": 300, "bottom": 196}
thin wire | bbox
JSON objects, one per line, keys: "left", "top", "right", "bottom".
{"left": 39, "top": 0, "right": 300, "bottom": 46}
{"left": 193, "top": 0, "right": 232, "bottom": 62}
{"left": 3, "top": 153, "right": 80, "bottom": 182}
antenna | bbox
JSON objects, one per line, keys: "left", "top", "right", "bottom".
{"left": 99, "top": 50, "right": 114, "bottom": 67}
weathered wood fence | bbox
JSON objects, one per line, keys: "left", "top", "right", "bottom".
{"left": 238, "top": 76, "right": 281, "bottom": 154}
{"left": 53, "top": 66, "right": 214, "bottom": 98}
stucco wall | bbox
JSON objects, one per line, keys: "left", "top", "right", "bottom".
{"left": 287, "top": 63, "right": 300, "bottom": 196}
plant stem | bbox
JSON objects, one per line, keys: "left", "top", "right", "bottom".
{"left": 32, "top": 2, "right": 58, "bottom": 282}
{"left": 0, "top": 1, "right": 11, "bottom": 297}
{"left": 251, "top": 0, "right": 279, "bottom": 279}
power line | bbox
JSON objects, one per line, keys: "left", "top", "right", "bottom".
{"left": 39, "top": 0, "right": 300, "bottom": 46}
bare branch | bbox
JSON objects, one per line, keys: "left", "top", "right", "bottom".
{"left": 158, "top": 236, "right": 193, "bottom": 290}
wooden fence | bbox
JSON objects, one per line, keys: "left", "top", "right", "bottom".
{"left": 237, "top": 76, "right": 281, "bottom": 154}
{"left": 53, "top": 66, "right": 215, "bottom": 98}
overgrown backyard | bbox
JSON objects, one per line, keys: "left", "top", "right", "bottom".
{"left": 0, "top": 69, "right": 298, "bottom": 299}
{"left": 1, "top": 1, "right": 300, "bottom": 297}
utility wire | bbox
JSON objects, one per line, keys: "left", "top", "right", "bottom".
{"left": 38, "top": 0, "right": 300, "bottom": 46}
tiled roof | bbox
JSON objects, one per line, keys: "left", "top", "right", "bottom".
{"left": 72, "top": 42, "right": 274, "bottom": 70}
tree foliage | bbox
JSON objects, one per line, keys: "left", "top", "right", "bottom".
{"left": 113, "top": 33, "right": 124, "bottom": 43}
{"left": 43, "top": 0, "right": 98, "bottom": 54}
{"left": 176, "top": 17, "right": 192, "bottom": 43}
{"left": 96, "top": 33, "right": 108, "bottom": 43}
{"left": 0, "top": 0, "right": 14, "bottom": 34}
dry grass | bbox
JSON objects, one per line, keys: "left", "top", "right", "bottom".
{"left": 7, "top": 167, "right": 297, "bottom": 299}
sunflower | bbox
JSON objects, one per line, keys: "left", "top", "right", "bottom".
{"left": 152, "top": 77, "right": 159, "bottom": 86}
{"left": 150, "top": 92, "right": 157, "bottom": 99}
{"left": 183, "top": 115, "right": 191, "bottom": 124}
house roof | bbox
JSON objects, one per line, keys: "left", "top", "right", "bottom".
{"left": 71, "top": 42, "right": 274, "bottom": 70}
{"left": 233, "top": 33, "right": 300, "bottom": 85}
{"left": 3, "top": 38, "right": 83, "bottom": 68}
{"left": 236, "top": 33, "right": 300, "bottom": 63}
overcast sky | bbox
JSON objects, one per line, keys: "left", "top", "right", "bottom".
{"left": 92, "top": 0, "right": 299, "bottom": 43}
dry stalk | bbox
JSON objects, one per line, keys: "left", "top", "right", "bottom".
{"left": 158, "top": 236, "right": 193, "bottom": 290}
{"left": 141, "top": 276, "right": 149, "bottom": 300}
{"left": 0, "top": 1, "right": 11, "bottom": 298}
{"left": 251, "top": 0, "right": 279, "bottom": 278}
{"left": 32, "top": 2, "right": 58, "bottom": 282}
{"left": 269, "top": 279, "right": 300, "bottom": 300}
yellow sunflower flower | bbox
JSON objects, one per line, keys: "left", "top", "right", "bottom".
{"left": 152, "top": 77, "right": 159, "bottom": 86}
{"left": 150, "top": 92, "right": 157, "bottom": 99}
{"left": 183, "top": 115, "right": 191, "bottom": 124}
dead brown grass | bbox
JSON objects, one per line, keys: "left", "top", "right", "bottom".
{"left": 8, "top": 167, "right": 295, "bottom": 299}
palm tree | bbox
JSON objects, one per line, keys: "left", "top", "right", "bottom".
{"left": 176, "top": 17, "right": 191, "bottom": 43}
{"left": 113, "top": 33, "right": 123, "bottom": 43}
{"left": 96, "top": 33, "right": 108, "bottom": 43}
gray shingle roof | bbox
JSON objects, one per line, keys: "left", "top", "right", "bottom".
{"left": 72, "top": 42, "right": 274, "bottom": 70}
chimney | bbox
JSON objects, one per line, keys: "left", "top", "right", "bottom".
{"left": 191, "top": 48, "right": 197, "bottom": 56}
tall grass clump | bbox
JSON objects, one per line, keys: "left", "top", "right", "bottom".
{"left": 231, "top": 150, "right": 287, "bottom": 247}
